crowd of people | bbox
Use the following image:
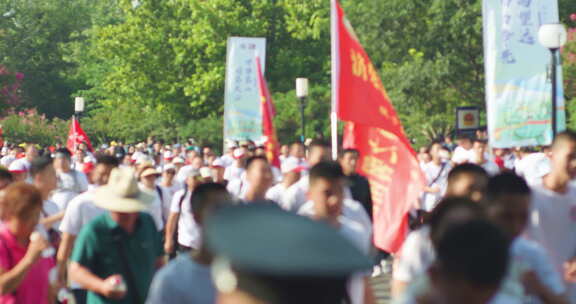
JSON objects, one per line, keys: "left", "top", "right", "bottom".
{"left": 0, "top": 130, "right": 575, "bottom": 304}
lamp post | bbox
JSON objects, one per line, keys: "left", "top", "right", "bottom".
{"left": 538, "top": 23, "right": 567, "bottom": 139}
{"left": 74, "top": 97, "right": 85, "bottom": 121}
{"left": 296, "top": 78, "right": 309, "bottom": 143}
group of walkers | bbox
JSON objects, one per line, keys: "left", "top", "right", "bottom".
{"left": 0, "top": 130, "right": 576, "bottom": 304}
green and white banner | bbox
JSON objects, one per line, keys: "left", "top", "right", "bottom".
{"left": 223, "top": 37, "right": 267, "bottom": 142}
{"left": 483, "top": 0, "right": 565, "bottom": 148}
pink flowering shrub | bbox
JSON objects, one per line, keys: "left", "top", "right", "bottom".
{"left": 0, "top": 108, "right": 68, "bottom": 146}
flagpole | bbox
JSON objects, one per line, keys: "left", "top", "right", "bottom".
{"left": 330, "top": 0, "right": 339, "bottom": 161}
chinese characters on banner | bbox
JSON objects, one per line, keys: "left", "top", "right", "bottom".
{"left": 223, "top": 37, "right": 267, "bottom": 143}
{"left": 483, "top": 0, "right": 565, "bottom": 148}
{"left": 332, "top": 0, "right": 425, "bottom": 253}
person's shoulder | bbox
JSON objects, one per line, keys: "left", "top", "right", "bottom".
{"left": 297, "top": 201, "right": 314, "bottom": 216}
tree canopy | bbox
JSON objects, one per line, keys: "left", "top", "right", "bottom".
{"left": 0, "top": 0, "right": 574, "bottom": 147}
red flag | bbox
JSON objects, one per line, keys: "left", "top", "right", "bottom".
{"left": 255, "top": 56, "right": 281, "bottom": 169}
{"left": 332, "top": 0, "right": 425, "bottom": 253}
{"left": 67, "top": 117, "right": 93, "bottom": 153}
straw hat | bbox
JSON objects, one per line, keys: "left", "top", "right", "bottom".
{"left": 93, "top": 167, "right": 154, "bottom": 212}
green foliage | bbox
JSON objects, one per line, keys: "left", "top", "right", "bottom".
{"left": 0, "top": 109, "right": 68, "bottom": 146}
{"left": 1, "top": 0, "right": 575, "bottom": 148}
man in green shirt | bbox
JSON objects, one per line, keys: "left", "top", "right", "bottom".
{"left": 69, "top": 167, "right": 164, "bottom": 304}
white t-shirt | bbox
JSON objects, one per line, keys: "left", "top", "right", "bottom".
{"left": 297, "top": 203, "right": 371, "bottom": 304}
{"left": 266, "top": 183, "right": 288, "bottom": 204}
{"left": 280, "top": 176, "right": 310, "bottom": 212}
{"left": 516, "top": 153, "right": 550, "bottom": 186}
{"left": 52, "top": 170, "right": 89, "bottom": 210}
{"left": 0, "top": 155, "right": 15, "bottom": 168}
{"left": 138, "top": 184, "right": 165, "bottom": 231}
{"left": 451, "top": 146, "right": 474, "bottom": 164}
{"left": 421, "top": 162, "right": 450, "bottom": 212}
{"left": 219, "top": 154, "right": 235, "bottom": 169}
{"left": 525, "top": 183, "right": 576, "bottom": 300}
{"left": 42, "top": 199, "right": 62, "bottom": 231}
{"left": 59, "top": 190, "right": 104, "bottom": 236}
{"left": 170, "top": 189, "right": 201, "bottom": 249}
{"left": 223, "top": 165, "right": 245, "bottom": 182}
{"left": 393, "top": 226, "right": 435, "bottom": 283}
{"left": 175, "top": 165, "right": 196, "bottom": 184}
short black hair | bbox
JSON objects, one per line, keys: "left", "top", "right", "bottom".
{"left": 54, "top": 148, "right": 72, "bottom": 159}
{"left": 485, "top": 172, "right": 531, "bottom": 204}
{"left": 308, "top": 139, "right": 330, "bottom": 150}
{"left": 30, "top": 156, "right": 53, "bottom": 177}
{"left": 436, "top": 220, "right": 510, "bottom": 287}
{"left": 309, "top": 161, "right": 344, "bottom": 185}
{"left": 245, "top": 156, "right": 269, "bottom": 171}
{"left": 96, "top": 155, "right": 120, "bottom": 167}
{"left": 473, "top": 139, "right": 488, "bottom": 145}
{"left": 339, "top": 149, "right": 359, "bottom": 159}
{"left": 447, "top": 163, "right": 488, "bottom": 184}
{"left": 0, "top": 168, "right": 13, "bottom": 182}
{"left": 191, "top": 182, "right": 230, "bottom": 219}
{"left": 428, "top": 197, "right": 484, "bottom": 247}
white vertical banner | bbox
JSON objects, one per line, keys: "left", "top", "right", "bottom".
{"left": 483, "top": 0, "right": 565, "bottom": 148}
{"left": 223, "top": 37, "right": 267, "bottom": 142}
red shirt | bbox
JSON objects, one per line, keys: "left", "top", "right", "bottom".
{"left": 0, "top": 226, "right": 54, "bottom": 304}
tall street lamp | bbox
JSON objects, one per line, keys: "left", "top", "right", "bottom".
{"left": 538, "top": 23, "right": 567, "bottom": 139}
{"left": 296, "top": 78, "right": 309, "bottom": 143}
{"left": 75, "top": 97, "right": 85, "bottom": 121}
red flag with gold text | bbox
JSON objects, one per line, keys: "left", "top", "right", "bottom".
{"left": 255, "top": 56, "right": 281, "bottom": 168}
{"left": 332, "top": 0, "right": 425, "bottom": 253}
{"left": 67, "top": 117, "right": 94, "bottom": 153}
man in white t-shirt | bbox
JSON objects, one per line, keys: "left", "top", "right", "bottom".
{"left": 138, "top": 166, "right": 166, "bottom": 231}
{"left": 469, "top": 140, "right": 500, "bottom": 175}
{"left": 164, "top": 169, "right": 203, "bottom": 256}
{"left": 525, "top": 131, "right": 576, "bottom": 301}
{"left": 266, "top": 158, "right": 302, "bottom": 203}
{"left": 236, "top": 156, "right": 273, "bottom": 202}
{"left": 175, "top": 154, "right": 203, "bottom": 185}
{"left": 0, "top": 147, "right": 18, "bottom": 168}
{"left": 52, "top": 148, "right": 89, "bottom": 211}
{"left": 280, "top": 140, "right": 331, "bottom": 212}
{"left": 9, "top": 144, "right": 37, "bottom": 182}
{"left": 451, "top": 136, "right": 474, "bottom": 164}
{"left": 56, "top": 155, "right": 119, "bottom": 303}
{"left": 296, "top": 161, "right": 374, "bottom": 304}
{"left": 223, "top": 147, "right": 248, "bottom": 183}
{"left": 515, "top": 148, "right": 551, "bottom": 186}
{"left": 421, "top": 142, "right": 451, "bottom": 212}
{"left": 30, "top": 156, "right": 62, "bottom": 231}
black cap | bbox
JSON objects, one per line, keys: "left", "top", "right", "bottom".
{"left": 205, "top": 203, "right": 371, "bottom": 278}
{"left": 206, "top": 204, "right": 371, "bottom": 303}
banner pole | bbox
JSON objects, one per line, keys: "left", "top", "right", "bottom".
{"left": 330, "top": 0, "right": 339, "bottom": 160}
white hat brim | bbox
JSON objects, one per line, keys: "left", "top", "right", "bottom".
{"left": 93, "top": 187, "right": 154, "bottom": 213}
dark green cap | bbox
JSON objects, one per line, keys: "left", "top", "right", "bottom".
{"left": 205, "top": 203, "right": 371, "bottom": 278}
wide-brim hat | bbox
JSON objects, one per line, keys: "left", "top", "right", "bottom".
{"left": 93, "top": 167, "right": 154, "bottom": 213}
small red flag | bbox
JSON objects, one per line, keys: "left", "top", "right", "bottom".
{"left": 255, "top": 56, "right": 281, "bottom": 169}
{"left": 332, "top": 0, "right": 425, "bottom": 253}
{"left": 67, "top": 117, "right": 93, "bottom": 153}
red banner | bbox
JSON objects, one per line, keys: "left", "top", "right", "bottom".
{"left": 333, "top": 0, "right": 411, "bottom": 151}
{"left": 344, "top": 122, "right": 425, "bottom": 252}
{"left": 333, "top": 0, "right": 425, "bottom": 253}
{"left": 67, "top": 117, "right": 94, "bottom": 153}
{"left": 255, "top": 56, "right": 280, "bottom": 169}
